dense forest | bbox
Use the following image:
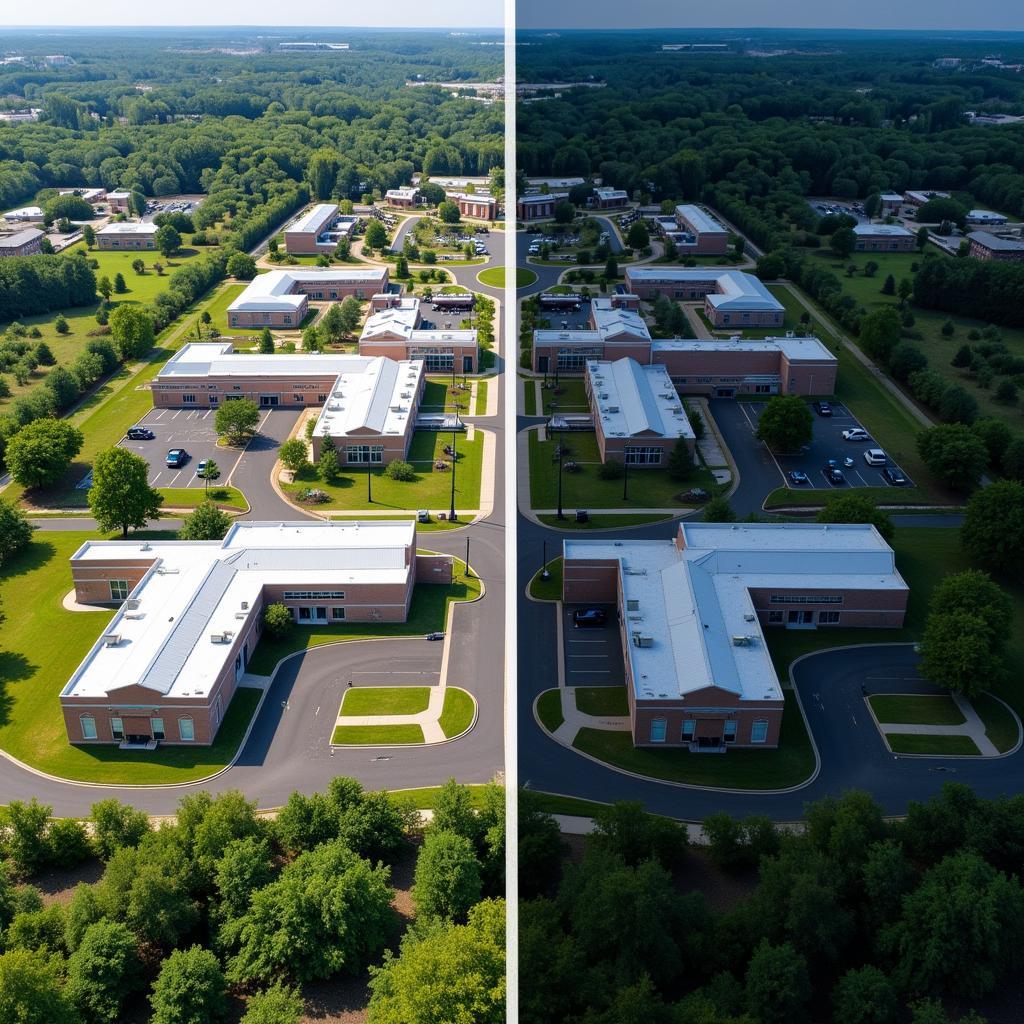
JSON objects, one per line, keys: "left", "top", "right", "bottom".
{"left": 520, "top": 785, "right": 1024, "bottom": 1024}
{"left": 0, "top": 778, "right": 505, "bottom": 1024}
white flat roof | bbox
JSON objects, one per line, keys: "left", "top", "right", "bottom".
{"left": 108, "top": 190, "right": 132, "bottom": 198}
{"left": 3, "top": 206, "right": 43, "bottom": 219}
{"left": 591, "top": 304, "right": 652, "bottom": 341}
{"left": 969, "top": 231, "right": 1024, "bottom": 252}
{"left": 312, "top": 358, "right": 424, "bottom": 439}
{"left": 158, "top": 342, "right": 378, "bottom": 379}
{"left": 967, "top": 209, "right": 1007, "bottom": 220}
{"left": 879, "top": 193, "right": 904, "bottom": 202}
{"left": 361, "top": 299, "right": 421, "bottom": 341}
{"left": 565, "top": 524, "right": 906, "bottom": 704}
{"left": 386, "top": 187, "right": 419, "bottom": 198}
{"left": 98, "top": 222, "right": 156, "bottom": 235}
{"left": 587, "top": 358, "right": 696, "bottom": 442}
{"left": 286, "top": 203, "right": 339, "bottom": 234}
{"left": 228, "top": 267, "right": 387, "bottom": 313}
{"left": 675, "top": 204, "right": 728, "bottom": 234}
{"left": 853, "top": 223, "right": 913, "bottom": 237}
{"left": 64, "top": 521, "right": 415, "bottom": 701}
{"left": 0, "top": 228, "right": 43, "bottom": 246}
{"left": 652, "top": 334, "right": 835, "bottom": 362}
{"left": 905, "top": 190, "right": 949, "bottom": 202}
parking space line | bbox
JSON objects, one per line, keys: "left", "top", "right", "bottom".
{"left": 166, "top": 470, "right": 181, "bottom": 485}
{"left": 170, "top": 411, "right": 182, "bottom": 420}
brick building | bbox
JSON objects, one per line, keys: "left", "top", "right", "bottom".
{"left": 357, "top": 296, "right": 479, "bottom": 374}
{"left": 96, "top": 222, "right": 157, "bottom": 250}
{"left": 455, "top": 193, "right": 499, "bottom": 220}
{"left": 852, "top": 224, "right": 916, "bottom": 252}
{"left": 671, "top": 204, "right": 730, "bottom": 255}
{"left": 0, "top": 227, "right": 44, "bottom": 258}
{"left": 61, "top": 522, "right": 452, "bottom": 747}
{"left": 967, "top": 230, "right": 1024, "bottom": 262}
{"left": 385, "top": 187, "right": 420, "bottom": 208}
{"left": 562, "top": 523, "right": 908, "bottom": 749}
{"left": 283, "top": 203, "right": 358, "bottom": 255}
{"left": 517, "top": 192, "right": 568, "bottom": 221}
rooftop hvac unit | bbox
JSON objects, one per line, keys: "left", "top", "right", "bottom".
{"left": 210, "top": 631, "right": 234, "bottom": 644}
{"left": 627, "top": 599, "right": 640, "bottom": 611}
{"left": 744, "top": 613, "right": 756, "bottom": 622}
{"left": 126, "top": 598, "right": 141, "bottom": 610}
{"left": 241, "top": 601, "right": 249, "bottom": 610}
{"left": 102, "top": 634, "right": 121, "bottom": 647}
{"left": 235, "top": 612, "right": 248, "bottom": 620}
{"left": 628, "top": 615, "right": 643, "bottom": 622}
{"left": 633, "top": 634, "right": 654, "bottom": 648}
{"left": 607, "top": 406, "right": 620, "bottom": 413}
{"left": 731, "top": 635, "right": 754, "bottom": 646}
{"left": 123, "top": 612, "right": 143, "bottom": 620}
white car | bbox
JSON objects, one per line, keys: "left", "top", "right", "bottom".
{"left": 863, "top": 449, "right": 887, "bottom": 467}
{"left": 842, "top": 428, "right": 870, "bottom": 441}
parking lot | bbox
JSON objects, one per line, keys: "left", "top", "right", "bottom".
{"left": 561, "top": 604, "right": 625, "bottom": 687}
{"left": 119, "top": 407, "right": 252, "bottom": 489}
{"left": 733, "top": 400, "right": 914, "bottom": 489}
{"left": 535, "top": 299, "right": 593, "bottom": 331}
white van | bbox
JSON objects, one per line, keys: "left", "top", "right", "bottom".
{"left": 864, "top": 449, "right": 887, "bottom": 467}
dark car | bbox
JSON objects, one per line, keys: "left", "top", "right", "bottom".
{"left": 825, "top": 465, "right": 845, "bottom": 484}
{"left": 883, "top": 466, "right": 907, "bottom": 486}
{"left": 813, "top": 401, "right": 833, "bottom": 417}
{"left": 426, "top": 632, "right": 445, "bottom": 641}
{"left": 126, "top": 427, "right": 155, "bottom": 441}
{"left": 573, "top": 608, "right": 608, "bottom": 628}
{"left": 165, "top": 448, "right": 189, "bottom": 468}
{"left": 788, "top": 470, "right": 809, "bottom": 485}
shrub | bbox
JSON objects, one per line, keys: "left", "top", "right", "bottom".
{"left": 263, "top": 603, "right": 293, "bottom": 640}
{"left": 385, "top": 460, "right": 416, "bottom": 482}
{"left": 598, "top": 459, "right": 623, "bottom": 480}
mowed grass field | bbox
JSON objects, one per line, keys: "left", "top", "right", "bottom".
{"left": 0, "top": 531, "right": 261, "bottom": 783}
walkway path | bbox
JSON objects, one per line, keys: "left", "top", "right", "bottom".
{"left": 550, "top": 688, "right": 629, "bottom": 745}
{"left": 875, "top": 694, "right": 1000, "bottom": 757}
{"left": 336, "top": 685, "right": 448, "bottom": 744}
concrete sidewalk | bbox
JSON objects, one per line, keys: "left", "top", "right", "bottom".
{"left": 551, "top": 687, "right": 630, "bottom": 745}
{"left": 337, "top": 685, "right": 447, "bottom": 744}
{"left": 878, "top": 693, "right": 999, "bottom": 757}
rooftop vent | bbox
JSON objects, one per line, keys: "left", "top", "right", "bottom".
{"left": 210, "top": 631, "right": 234, "bottom": 644}
{"left": 627, "top": 599, "right": 640, "bottom": 611}
{"left": 731, "top": 635, "right": 755, "bottom": 646}
{"left": 632, "top": 633, "right": 654, "bottom": 648}
{"left": 102, "top": 634, "right": 121, "bottom": 647}
{"left": 126, "top": 599, "right": 141, "bottom": 610}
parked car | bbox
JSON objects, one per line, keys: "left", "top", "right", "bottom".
{"left": 842, "top": 428, "right": 869, "bottom": 441}
{"left": 196, "top": 459, "right": 219, "bottom": 479}
{"left": 426, "top": 632, "right": 445, "bottom": 641}
{"left": 789, "top": 470, "right": 809, "bottom": 485}
{"left": 165, "top": 448, "right": 189, "bottom": 468}
{"left": 825, "top": 464, "right": 845, "bottom": 484}
{"left": 126, "top": 426, "right": 155, "bottom": 441}
{"left": 883, "top": 466, "right": 907, "bottom": 486}
{"left": 864, "top": 449, "right": 887, "bottom": 467}
{"left": 573, "top": 608, "right": 607, "bottom": 628}
{"left": 843, "top": 456, "right": 855, "bottom": 468}
{"left": 813, "top": 401, "right": 833, "bottom": 417}
{"left": 417, "top": 509, "right": 430, "bottom": 523}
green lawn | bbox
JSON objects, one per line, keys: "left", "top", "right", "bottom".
{"left": 523, "top": 378, "right": 537, "bottom": 415}
{"left": 158, "top": 486, "right": 247, "bottom": 511}
{"left": 246, "top": 557, "right": 480, "bottom": 676}
{"left": 538, "top": 379, "right": 589, "bottom": 412}
{"left": 198, "top": 282, "right": 254, "bottom": 337}
{"left": 573, "top": 691, "right": 815, "bottom": 790}
{"left": 536, "top": 689, "right": 565, "bottom": 733}
{"left": 339, "top": 686, "right": 431, "bottom": 716}
{"left": 475, "top": 380, "right": 489, "bottom": 416}
{"left": 331, "top": 724, "right": 425, "bottom": 745}
{"left": 574, "top": 686, "right": 629, "bottom": 717}
{"left": 763, "top": 485, "right": 936, "bottom": 510}
{"left": 868, "top": 694, "right": 966, "bottom": 725}
{"left": 537, "top": 513, "right": 673, "bottom": 530}
{"left": 525, "top": 792, "right": 617, "bottom": 818}
{"left": 440, "top": 688, "right": 475, "bottom": 738}
{"left": 421, "top": 379, "right": 473, "bottom": 410}
{"left": 528, "top": 556, "right": 563, "bottom": 602}
{"left": 973, "top": 692, "right": 1020, "bottom": 754}
{"left": 283, "top": 431, "right": 484, "bottom": 512}
{"left": 325, "top": 513, "right": 468, "bottom": 531}
{"left": 477, "top": 266, "right": 536, "bottom": 289}
{"left": 886, "top": 734, "right": 981, "bottom": 756}
{"left": 528, "top": 431, "right": 714, "bottom": 510}
{"left": 388, "top": 784, "right": 492, "bottom": 810}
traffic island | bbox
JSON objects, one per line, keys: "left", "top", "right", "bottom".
{"left": 330, "top": 685, "right": 476, "bottom": 747}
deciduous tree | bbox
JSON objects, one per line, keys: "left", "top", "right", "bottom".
{"left": 88, "top": 446, "right": 162, "bottom": 539}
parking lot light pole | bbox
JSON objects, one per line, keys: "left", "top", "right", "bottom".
{"left": 449, "top": 405, "right": 460, "bottom": 522}
{"left": 622, "top": 452, "right": 630, "bottom": 502}
{"left": 367, "top": 456, "right": 373, "bottom": 504}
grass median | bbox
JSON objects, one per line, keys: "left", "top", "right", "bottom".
{"left": 440, "top": 688, "right": 475, "bottom": 738}
{"left": 868, "top": 694, "right": 966, "bottom": 726}
{"left": 574, "top": 686, "right": 629, "bottom": 717}
{"left": 331, "top": 724, "right": 425, "bottom": 745}
{"left": 340, "top": 686, "right": 431, "bottom": 716}
{"left": 528, "top": 556, "right": 563, "bottom": 602}
{"left": 536, "top": 689, "right": 565, "bottom": 733}
{"left": 886, "top": 734, "right": 981, "bottom": 756}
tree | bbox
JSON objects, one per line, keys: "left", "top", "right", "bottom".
{"left": 197, "top": 458, "right": 220, "bottom": 491}
{"left": 88, "top": 446, "right": 162, "bottom": 539}
{"left": 757, "top": 395, "right": 813, "bottom": 452}
{"left": 98, "top": 275, "right": 113, "bottom": 300}
{"left": 938, "top": 385, "right": 978, "bottom": 425}
{"left": 0, "top": 948, "right": 78, "bottom": 1024}
{"left": 109, "top": 305, "right": 155, "bottom": 361}
{"left": 590, "top": 801, "right": 688, "bottom": 870}
{"left": 226, "top": 252, "right": 257, "bottom": 280}
{"left": 385, "top": 459, "right": 415, "bottom": 482}
{"left": 858, "top": 306, "right": 902, "bottom": 363}
{"left": 881, "top": 273, "right": 896, "bottom": 295}
{"left": 889, "top": 342, "right": 927, "bottom": 382}
{"left": 961, "top": 481, "right": 1024, "bottom": 576}
{"left": 437, "top": 200, "right": 461, "bottom": 224}
{"left": 89, "top": 799, "right": 150, "bottom": 860}
{"left": 241, "top": 985, "right": 304, "bottom": 1024}
{"left": 917, "top": 424, "right": 988, "bottom": 490}
{"left": 702, "top": 495, "right": 736, "bottom": 523}
{"left": 0, "top": 798, "right": 51, "bottom": 874}
{"left": 816, "top": 493, "right": 894, "bottom": 542}
{"left": 113, "top": 272, "right": 126, "bottom": 294}
{"left": 278, "top": 438, "right": 308, "bottom": 474}
{"left": 150, "top": 946, "right": 229, "bottom": 1024}
{"left": 916, "top": 225, "right": 930, "bottom": 251}
{"left": 626, "top": 221, "right": 650, "bottom": 249}
{"left": 554, "top": 200, "right": 575, "bottom": 225}
{"left": 367, "top": 900, "right": 505, "bottom": 1024}
{"left": 224, "top": 840, "right": 393, "bottom": 984}
{"left": 395, "top": 255, "right": 409, "bottom": 278}
{"left": 215, "top": 398, "right": 260, "bottom": 445}
{"left": 154, "top": 224, "right": 182, "bottom": 258}
{"left": 66, "top": 919, "right": 141, "bottom": 1024}
{"left": 928, "top": 569, "right": 1013, "bottom": 642}
{"left": 318, "top": 446, "right": 339, "bottom": 483}
{"left": 364, "top": 220, "right": 387, "bottom": 251}
{"left": 831, "top": 965, "right": 899, "bottom": 1024}
{"left": 129, "top": 191, "right": 146, "bottom": 218}
{"left": 916, "top": 197, "right": 968, "bottom": 228}
{"left": 744, "top": 940, "right": 811, "bottom": 1024}
{"left": 413, "top": 829, "right": 483, "bottom": 922}
{"left": 82, "top": 224, "right": 96, "bottom": 248}
{"left": 179, "top": 501, "right": 230, "bottom": 541}
{"left": 0, "top": 498, "right": 33, "bottom": 566}
{"left": 664, "top": 437, "right": 695, "bottom": 481}
{"left": 5, "top": 419, "right": 84, "bottom": 490}
{"left": 830, "top": 227, "right": 856, "bottom": 259}
{"left": 262, "top": 603, "right": 292, "bottom": 640}
{"left": 338, "top": 296, "right": 363, "bottom": 335}
{"left": 258, "top": 327, "right": 274, "bottom": 354}
{"left": 54, "top": 314, "right": 69, "bottom": 334}
{"left": 756, "top": 252, "right": 785, "bottom": 279}
{"left": 131, "top": 258, "right": 145, "bottom": 275}
{"left": 604, "top": 255, "right": 618, "bottom": 279}
{"left": 996, "top": 380, "right": 1018, "bottom": 404}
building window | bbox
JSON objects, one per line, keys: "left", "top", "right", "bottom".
{"left": 818, "top": 611, "right": 841, "bottom": 625}
{"left": 151, "top": 718, "right": 165, "bottom": 741}
{"left": 755, "top": 384, "right": 772, "bottom": 394}
{"left": 681, "top": 719, "right": 695, "bottom": 741}
{"left": 298, "top": 607, "right": 312, "bottom": 621}
{"left": 212, "top": 695, "right": 222, "bottom": 727}
{"left": 346, "top": 444, "right": 384, "bottom": 465}
{"left": 332, "top": 607, "right": 346, "bottom": 620}
{"left": 110, "top": 717, "right": 124, "bottom": 741}
{"left": 770, "top": 594, "right": 843, "bottom": 605}
{"left": 178, "top": 717, "right": 195, "bottom": 742}
{"left": 724, "top": 720, "right": 737, "bottom": 742}
{"left": 768, "top": 610, "right": 784, "bottom": 624}
{"left": 293, "top": 394, "right": 304, "bottom": 403}
{"left": 109, "top": 580, "right": 129, "bottom": 602}
{"left": 650, "top": 717, "right": 667, "bottom": 743}
{"left": 424, "top": 353, "right": 454, "bottom": 372}
{"left": 80, "top": 715, "right": 97, "bottom": 740}
{"left": 750, "top": 720, "right": 769, "bottom": 744}
{"left": 624, "top": 446, "right": 663, "bottom": 466}
{"left": 182, "top": 394, "right": 196, "bottom": 404}
{"left": 283, "top": 591, "right": 344, "bottom": 600}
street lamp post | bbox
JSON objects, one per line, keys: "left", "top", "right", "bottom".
{"left": 449, "top": 404, "right": 461, "bottom": 521}
{"left": 367, "top": 454, "right": 373, "bottom": 503}
{"left": 549, "top": 400, "right": 566, "bottom": 521}
{"left": 622, "top": 451, "right": 630, "bottom": 502}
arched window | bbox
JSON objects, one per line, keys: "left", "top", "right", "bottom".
{"left": 751, "top": 719, "right": 769, "bottom": 744}
{"left": 80, "top": 715, "right": 97, "bottom": 740}
{"left": 649, "top": 717, "right": 667, "bottom": 743}
{"left": 178, "top": 717, "right": 195, "bottom": 742}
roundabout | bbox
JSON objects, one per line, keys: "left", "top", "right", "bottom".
{"left": 478, "top": 265, "right": 537, "bottom": 289}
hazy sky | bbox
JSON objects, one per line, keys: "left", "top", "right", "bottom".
{"left": 517, "top": 0, "right": 1024, "bottom": 31}
{"left": 0, "top": 1, "right": 502, "bottom": 28}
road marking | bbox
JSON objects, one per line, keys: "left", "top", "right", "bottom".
{"left": 314, "top": 706, "right": 320, "bottom": 716}
{"left": 569, "top": 669, "right": 611, "bottom": 674}
{"left": 171, "top": 410, "right": 181, "bottom": 420}
{"left": 167, "top": 470, "right": 181, "bottom": 485}
{"left": 570, "top": 654, "right": 611, "bottom": 660}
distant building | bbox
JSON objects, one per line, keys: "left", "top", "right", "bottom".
{"left": 562, "top": 523, "right": 908, "bottom": 749}
{"left": 278, "top": 41, "right": 349, "bottom": 50}
{"left": 283, "top": 203, "right": 357, "bottom": 254}
{"left": 904, "top": 189, "right": 950, "bottom": 209}
{"left": 933, "top": 57, "right": 962, "bottom": 69}
{"left": 966, "top": 209, "right": 1008, "bottom": 225}
{"left": 590, "top": 186, "right": 629, "bottom": 210}
{"left": 57, "top": 187, "right": 107, "bottom": 205}
{"left": 384, "top": 187, "right": 420, "bottom": 208}
{"left": 967, "top": 231, "right": 1024, "bottom": 262}
{"left": 516, "top": 192, "right": 568, "bottom": 222}
{"left": 852, "top": 224, "right": 916, "bottom": 252}
{"left": 968, "top": 112, "right": 1024, "bottom": 127}
{"left": 624, "top": 268, "right": 785, "bottom": 327}
{"left": 0, "top": 227, "right": 44, "bottom": 258}
{"left": 670, "top": 205, "right": 730, "bottom": 255}
{"left": 878, "top": 193, "right": 904, "bottom": 215}
{"left": 61, "top": 521, "right": 446, "bottom": 748}
{"left": 3, "top": 205, "right": 43, "bottom": 223}
{"left": 107, "top": 190, "right": 133, "bottom": 213}
{"left": 358, "top": 295, "right": 479, "bottom": 374}
{"left": 96, "top": 222, "right": 157, "bottom": 250}
{"left": 455, "top": 193, "right": 498, "bottom": 220}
